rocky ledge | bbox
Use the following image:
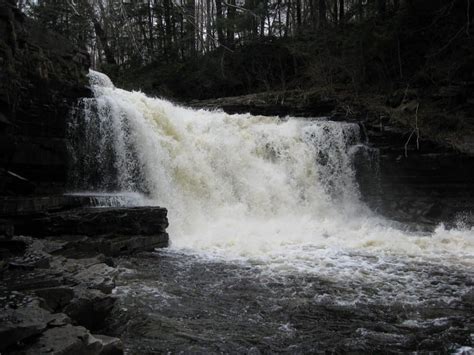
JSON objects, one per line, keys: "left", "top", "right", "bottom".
{"left": 0, "top": 204, "right": 169, "bottom": 354}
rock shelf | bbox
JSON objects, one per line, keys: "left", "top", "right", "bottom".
{"left": 0, "top": 203, "right": 169, "bottom": 354}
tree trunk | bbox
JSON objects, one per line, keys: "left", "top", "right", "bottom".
{"left": 147, "top": 0, "right": 154, "bottom": 55}
{"left": 186, "top": 0, "right": 196, "bottom": 55}
{"left": 357, "top": 0, "right": 363, "bottom": 20}
{"left": 393, "top": 0, "right": 400, "bottom": 11}
{"left": 92, "top": 19, "right": 116, "bottom": 65}
{"left": 278, "top": 0, "right": 282, "bottom": 36}
{"left": 163, "top": 0, "right": 173, "bottom": 58}
{"left": 227, "top": 0, "right": 236, "bottom": 48}
{"left": 377, "top": 0, "right": 386, "bottom": 17}
{"left": 296, "top": 0, "right": 302, "bottom": 30}
{"left": 206, "top": 0, "right": 212, "bottom": 50}
{"left": 339, "top": 0, "right": 344, "bottom": 25}
{"left": 215, "top": 0, "right": 225, "bottom": 46}
{"left": 319, "top": 0, "right": 326, "bottom": 28}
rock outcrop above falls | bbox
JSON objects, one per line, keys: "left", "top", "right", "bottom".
{"left": 0, "top": 0, "right": 90, "bottom": 195}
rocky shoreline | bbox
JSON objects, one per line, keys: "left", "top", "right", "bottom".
{"left": 0, "top": 2, "right": 173, "bottom": 352}
{"left": 0, "top": 200, "right": 169, "bottom": 354}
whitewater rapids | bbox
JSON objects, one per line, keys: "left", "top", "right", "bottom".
{"left": 70, "top": 70, "right": 474, "bottom": 305}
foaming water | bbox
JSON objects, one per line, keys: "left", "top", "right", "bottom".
{"left": 70, "top": 70, "right": 474, "bottom": 304}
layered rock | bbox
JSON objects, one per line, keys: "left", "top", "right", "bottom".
{"left": 1, "top": 203, "right": 169, "bottom": 353}
{"left": 190, "top": 90, "right": 337, "bottom": 117}
{"left": 0, "top": 236, "right": 125, "bottom": 354}
{"left": 17, "top": 207, "right": 168, "bottom": 237}
{"left": 0, "top": 0, "right": 90, "bottom": 195}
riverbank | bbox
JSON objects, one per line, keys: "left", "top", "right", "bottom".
{"left": 0, "top": 197, "right": 169, "bottom": 354}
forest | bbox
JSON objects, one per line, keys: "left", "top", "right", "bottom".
{"left": 2, "top": 0, "right": 474, "bottom": 353}
{"left": 22, "top": 0, "right": 474, "bottom": 101}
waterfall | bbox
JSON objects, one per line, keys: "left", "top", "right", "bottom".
{"left": 68, "top": 70, "right": 473, "bottom": 276}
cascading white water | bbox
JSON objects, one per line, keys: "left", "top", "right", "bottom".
{"left": 70, "top": 70, "right": 473, "bottom": 303}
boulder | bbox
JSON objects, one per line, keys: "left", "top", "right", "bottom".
{"left": 64, "top": 287, "right": 116, "bottom": 331}
{"left": 34, "top": 287, "right": 75, "bottom": 312}
{"left": 90, "top": 334, "right": 124, "bottom": 355}
{"left": 73, "top": 263, "right": 117, "bottom": 293}
{"left": 0, "top": 300, "right": 53, "bottom": 351}
{"left": 24, "top": 324, "right": 102, "bottom": 355}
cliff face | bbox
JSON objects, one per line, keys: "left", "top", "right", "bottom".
{"left": 0, "top": 0, "right": 90, "bottom": 195}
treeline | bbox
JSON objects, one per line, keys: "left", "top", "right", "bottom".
{"left": 19, "top": 0, "right": 473, "bottom": 101}
{"left": 24, "top": 0, "right": 402, "bottom": 67}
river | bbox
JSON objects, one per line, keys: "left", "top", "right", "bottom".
{"left": 69, "top": 70, "right": 474, "bottom": 353}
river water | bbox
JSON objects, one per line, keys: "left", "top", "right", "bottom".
{"left": 69, "top": 70, "right": 474, "bottom": 353}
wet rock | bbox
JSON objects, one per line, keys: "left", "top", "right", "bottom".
{"left": 98, "top": 234, "right": 169, "bottom": 256}
{"left": 355, "top": 144, "right": 474, "bottom": 226}
{"left": 73, "top": 262, "right": 117, "bottom": 293}
{"left": 91, "top": 334, "right": 124, "bottom": 355}
{"left": 0, "top": 219, "right": 14, "bottom": 237}
{"left": 0, "top": 168, "right": 36, "bottom": 195}
{"left": 0, "top": 238, "right": 26, "bottom": 257}
{"left": 0, "top": 227, "right": 124, "bottom": 354}
{"left": 462, "top": 290, "right": 474, "bottom": 308}
{"left": 48, "top": 312, "right": 72, "bottom": 327}
{"left": 24, "top": 324, "right": 102, "bottom": 355}
{"left": 54, "top": 234, "right": 169, "bottom": 257}
{"left": 0, "top": 300, "right": 53, "bottom": 351}
{"left": 0, "top": 195, "right": 83, "bottom": 217}
{"left": 17, "top": 207, "right": 169, "bottom": 239}
{"left": 34, "top": 287, "right": 75, "bottom": 312}
{"left": 64, "top": 287, "right": 116, "bottom": 331}
{"left": 8, "top": 257, "right": 50, "bottom": 270}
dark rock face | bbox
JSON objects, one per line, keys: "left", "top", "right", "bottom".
{"left": 64, "top": 287, "right": 116, "bottom": 330}
{"left": 356, "top": 124, "right": 474, "bottom": 228}
{"left": 10, "top": 206, "right": 170, "bottom": 255}
{"left": 18, "top": 207, "right": 169, "bottom": 237}
{"left": 0, "top": 0, "right": 90, "bottom": 195}
{"left": 0, "top": 195, "right": 84, "bottom": 216}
